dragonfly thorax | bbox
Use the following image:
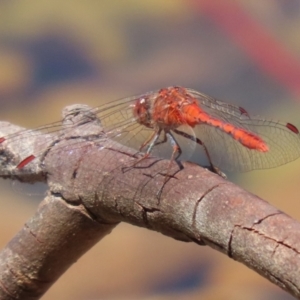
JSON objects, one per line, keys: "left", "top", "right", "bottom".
{"left": 151, "top": 87, "right": 200, "bottom": 130}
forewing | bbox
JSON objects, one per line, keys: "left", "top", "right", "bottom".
{"left": 0, "top": 90, "right": 173, "bottom": 175}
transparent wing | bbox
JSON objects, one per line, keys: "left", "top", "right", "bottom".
{"left": 1, "top": 87, "right": 299, "bottom": 176}
{"left": 188, "top": 89, "right": 300, "bottom": 171}
{"left": 0, "top": 90, "right": 179, "bottom": 174}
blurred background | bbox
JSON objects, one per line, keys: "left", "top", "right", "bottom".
{"left": 0, "top": 0, "right": 300, "bottom": 299}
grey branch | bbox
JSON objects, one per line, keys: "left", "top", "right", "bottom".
{"left": 0, "top": 104, "right": 299, "bottom": 299}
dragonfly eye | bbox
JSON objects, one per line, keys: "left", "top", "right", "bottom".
{"left": 132, "top": 98, "right": 152, "bottom": 127}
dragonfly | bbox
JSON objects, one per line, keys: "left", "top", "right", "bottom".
{"left": 0, "top": 86, "right": 300, "bottom": 180}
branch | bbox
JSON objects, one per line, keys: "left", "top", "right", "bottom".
{"left": 0, "top": 105, "right": 299, "bottom": 299}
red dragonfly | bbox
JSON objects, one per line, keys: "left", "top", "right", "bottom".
{"left": 1, "top": 86, "right": 300, "bottom": 177}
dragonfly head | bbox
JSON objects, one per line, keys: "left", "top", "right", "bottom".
{"left": 132, "top": 96, "right": 153, "bottom": 128}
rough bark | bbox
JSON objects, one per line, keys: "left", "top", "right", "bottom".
{"left": 0, "top": 105, "right": 299, "bottom": 299}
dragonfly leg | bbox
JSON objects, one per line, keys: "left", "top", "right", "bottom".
{"left": 156, "top": 130, "right": 183, "bottom": 199}
{"left": 166, "top": 131, "right": 182, "bottom": 162}
{"left": 198, "top": 140, "right": 226, "bottom": 178}
{"left": 164, "top": 131, "right": 182, "bottom": 178}
{"left": 129, "top": 128, "right": 163, "bottom": 168}
{"left": 173, "top": 129, "right": 227, "bottom": 178}
{"left": 139, "top": 130, "right": 158, "bottom": 152}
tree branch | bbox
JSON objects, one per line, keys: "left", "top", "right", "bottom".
{"left": 0, "top": 105, "right": 299, "bottom": 299}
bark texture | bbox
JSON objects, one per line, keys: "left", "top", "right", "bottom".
{"left": 0, "top": 105, "right": 299, "bottom": 299}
